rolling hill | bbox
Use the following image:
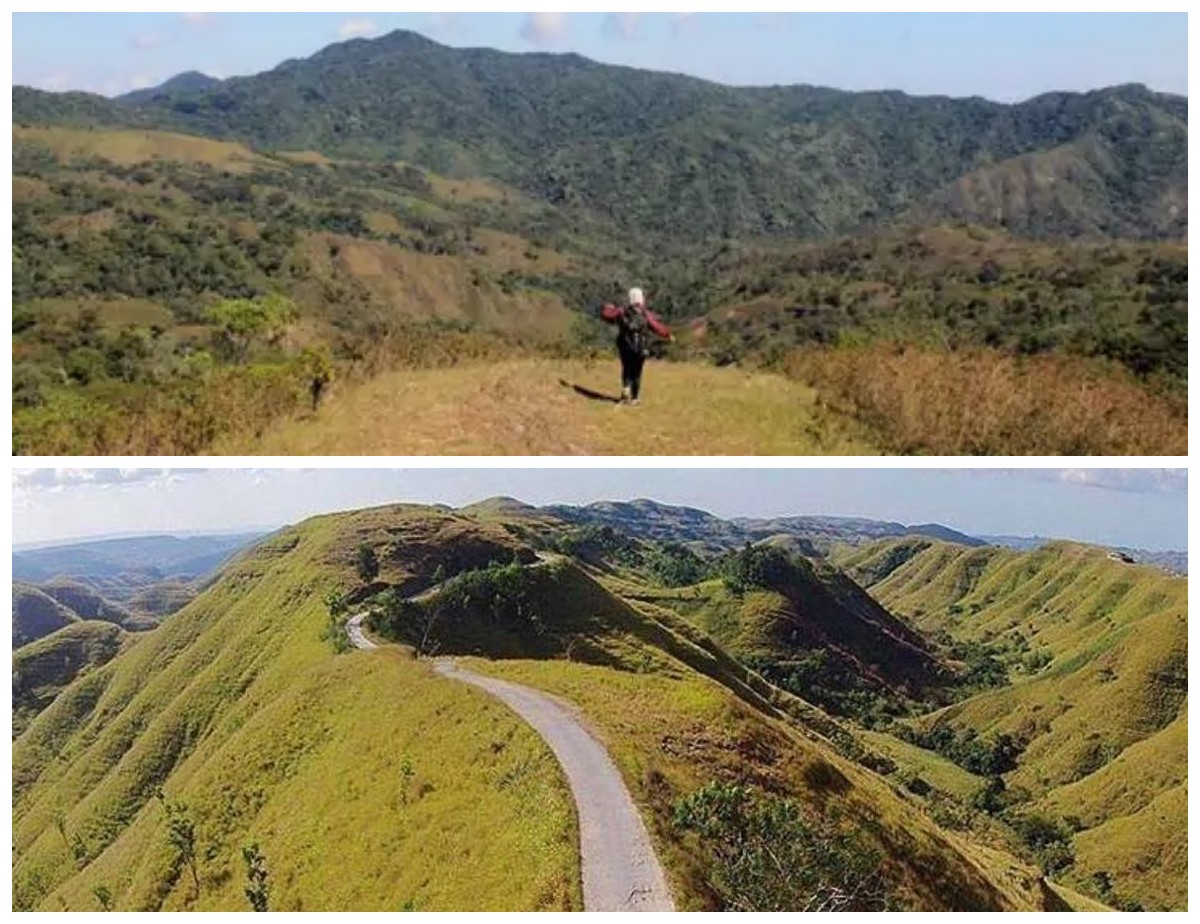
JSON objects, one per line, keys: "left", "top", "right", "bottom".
{"left": 13, "top": 32, "right": 1186, "bottom": 244}
{"left": 13, "top": 583, "right": 82, "bottom": 647}
{"left": 834, "top": 538, "right": 1187, "bottom": 910}
{"left": 13, "top": 501, "right": 1102, "bottom": 912}
{"left": 12, "top": 621, "right": 129, "bottom": 738}
{"left": 11, "top": 33, "right": 1187, "bottom": 456}
{"left": 12, "top": 533, "right": 264, "bottom": 587}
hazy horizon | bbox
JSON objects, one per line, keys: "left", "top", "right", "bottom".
{"left": 11, "top": 468, "right": 1187, "bottom": 552}
{"left": 13, "top": 12, "right": 1187, "bottom": 103}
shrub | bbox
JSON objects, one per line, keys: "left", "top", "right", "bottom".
{"left": 673, "top": 782, "right": 892, "bottom": 911}
{"left": 784, "top": 344, "right": 1186, "bottom": 456}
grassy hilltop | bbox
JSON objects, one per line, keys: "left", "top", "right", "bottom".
{"left": 835, "top": 538, "right": 1187, "bottom": 910}
{"left": 13, "top": 501, "right": 1186, "bottom": 910}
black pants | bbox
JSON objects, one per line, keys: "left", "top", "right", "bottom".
{"left": 618, "top": 345, "right": 646, "bottom": 400}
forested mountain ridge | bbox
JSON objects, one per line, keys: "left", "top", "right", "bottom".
{"left": 12, "top": 30, "right": 1187, "bottom": 244}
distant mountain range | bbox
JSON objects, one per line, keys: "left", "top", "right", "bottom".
{"left": 11, "top": 531, "right": 267, "bottom": 584}
{"left": 13, "top": 29, "right": 1187, "bottom": 244}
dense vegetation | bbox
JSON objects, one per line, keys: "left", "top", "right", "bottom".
{"left": 9, "top": 29, "right": 1188, "bottom": 454}
{"left": 14, "top": 32, "right": 1186, "bottom": 245}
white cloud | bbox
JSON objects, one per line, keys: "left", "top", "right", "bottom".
{"left": 520, "top": 12, "right": 567, "bottom": 46}
{"left": 13, "top": 469, "right": 207, "bottom": 492}
{"left": 130, "top": 32, "right": 168, "bottom": 51}
{"left": 602, "top": 13, "right": 641, "bottom": 42}
{"left": 966, "top": 469, "right": 1187, "bottom": 496}
{"left": 337, "top": 18, "right": 378, "bottom": 40}
{"left": 181, "top": 13, "right": 216, "bottom": 28}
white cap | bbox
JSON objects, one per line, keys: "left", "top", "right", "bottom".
{"left": 628, "top": 287, "right": 645, "bottom": 307}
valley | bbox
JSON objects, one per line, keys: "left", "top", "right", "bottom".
{"left": 11, "top": 29, "right": 1187, "bottom": 456}
{"left": 11, "top": 498, "right": 1186, "bottom": 911}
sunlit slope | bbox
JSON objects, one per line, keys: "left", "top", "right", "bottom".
{"left": 838, "top": 538, "right": 1187, "bottom": 910}
{"left": 12, "top": 621, "right": 128, "bottom": 738}
{"left": 13, "top": 511, "right": 579, "bottom": 912}
{"left": 217, "top": 358, "right": 880, "bottom": 456}
{"left": 16, "top": 503, "right": 1062, "bottom": 912}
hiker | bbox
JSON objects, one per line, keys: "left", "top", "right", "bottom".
{"left": 599, "top": 287, "right": 673, "bottom": 405}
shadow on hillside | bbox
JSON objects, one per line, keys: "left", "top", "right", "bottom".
{"left": 559, "top": 379, "right": 619, "bottom": 404}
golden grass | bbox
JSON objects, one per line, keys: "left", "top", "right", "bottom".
{"left": 858, "top": 730, "right": 984, "bottom": 800}
{"left": 785, "top": 344, "right": 1186, "bottom": 455}
{"left": 14, "top": 516, "right": 580, "bottom": 912}
{"left": 274, "top": 150, "right": 334, "bottom": 166}
{"left": 845, "top": 538, "right": 1187, "bottom": 910}
{"left": 469, "top": 658, "right": 1053, "bottom": 912}
{"left": 427, "top": 173, "right": 511, "bottom": 202}
{"left": 14, "top": 127, "right": 274, "bottom": 173}
{"left": 1069, "top": 784, "right": 1187, "bottom": 911}
{"left": 27, "top": 297, "right": 175, "bottom": 330}
{"left": 219, "top": 357, "right": 880, "bottom": 455}
{"left": 300, "top": 232, "right": 575, "bottom": 337}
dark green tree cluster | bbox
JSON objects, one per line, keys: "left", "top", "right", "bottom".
{"left": 897, "top": 725, "right": 1023, "bottom": 776}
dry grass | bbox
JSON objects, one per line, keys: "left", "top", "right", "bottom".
{"left": 217, "top": 358, "right": 880, "bottom": 456}
{"left": 785, "top": 345, "right": 1186, "bottom": 455}
{"left": 14, "top": 127, "right": 273, "bottom": 173}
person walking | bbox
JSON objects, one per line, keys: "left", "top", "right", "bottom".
{"left": 599, "top": 287, "right": 673, "bottom": 406}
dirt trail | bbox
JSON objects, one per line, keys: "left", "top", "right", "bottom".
{"left": 346, "top": 613, "right": 674, "bottom": 911}
{"left": 219, "top": 357, "right": 877, "bottom": 455}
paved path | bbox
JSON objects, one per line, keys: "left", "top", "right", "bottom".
{"left": 346, "top": 612, "right": 674, "bottom": 911}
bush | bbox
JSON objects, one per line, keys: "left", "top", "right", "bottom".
{"left": 784, "top": 344, "right": 1186, "bottom": 456}
{"left": 673, "top": 782, "right": 892, "bottom": 911}
{"left": 644, "top": 542, "right": 710, "bottom": 586}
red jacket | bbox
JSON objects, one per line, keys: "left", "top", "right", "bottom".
{"left": 600, "top": 303, "right": 672, "bottom": 338}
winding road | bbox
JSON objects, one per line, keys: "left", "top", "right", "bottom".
{"left": 345, "top": 612, "right": 675, "bottom": 912}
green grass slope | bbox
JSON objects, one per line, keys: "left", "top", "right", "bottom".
{"left": 358, "top": 524, "right": 1067, "bottom": 911}
{"left": 13, "top": 510, "right": 579, "bottom": 912}
{"left": 614, "top": 546, "right": 950, "bottom": 720}
{"left": 12, "top": 621, "right": 129, "bottom": 738}
{"left": 16, "top": 502, "right": 1065, "bottom": 912}
{"left": 39, "top": 577, "right": 134, "bottom": 626}
{"left": 13, "top": 582, "right": 82, "bottom": 647}
{"left": 838, "top": 538, "right": 1187, "bottom": 910}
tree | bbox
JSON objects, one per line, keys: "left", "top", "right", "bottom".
{"left": 242, "top": 843, "right": 270, "bottom": 912}
{"left": 673, "top": 782, "right": 891, "bottom": 911}
{"left": 157, "top": 792, "right": 200, "bottom": 895}
{"left": 204, "top": 293, "right": 298, "bottom": 363}
{"left": 356, "top": 544, "right": 380, "bottom": 583}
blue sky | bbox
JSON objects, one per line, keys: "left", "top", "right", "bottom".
{"left": 11, "top": 469, "right": 1187, "bottom": 551}
{"left": 12, "top": 12, "right": 1187, "bottom": 101}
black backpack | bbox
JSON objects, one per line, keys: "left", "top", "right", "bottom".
{"left": 619, "top": 305, "right": 650, "bottom": 356}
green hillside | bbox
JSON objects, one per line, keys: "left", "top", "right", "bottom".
{"left": 10, "top": 30, "right": 1188, "bottom": 456}
{"left": 13, "top": 510, "right": 579, "bottom": 912}
{"left": 836, "top": 538, "right": 1187, "bottom": 910}
{"left": 39, "top": 578, "right": 134, "bottom": 626}
{"left": 13, "top": 582, "right": 82, "bottom": 647}
{"left": 13, "top": 621, "right": 128, "bottom": 738}
{"left": 13, "top": 502, "right": 1090, "bottom": 912}
{"left": 14, "top": 34, "right": 1186, "bottom": 244}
